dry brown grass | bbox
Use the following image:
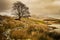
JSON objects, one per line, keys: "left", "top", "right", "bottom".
{"left": 10, "top": 24, "right": 53, "bottom": 40}
{"left": 0, "top": 16, "right": 53, "bottom": 40}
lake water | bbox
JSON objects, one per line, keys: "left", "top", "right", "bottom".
{"left": 48, "top": 24, "right": 60, "bottom": 29}
{"left": 48, "top": 24, "right": 60, "bottom": 33}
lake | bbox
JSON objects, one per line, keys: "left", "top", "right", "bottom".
{"left": 48, "top": 24, "right": 60, "bottom": 29}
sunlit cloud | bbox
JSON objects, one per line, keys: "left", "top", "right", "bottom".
{"left": 0, "top": 0, "right": 60, "bottom": 19}
{"left": 53, "top": 0, "right": 60, "bottom": 5}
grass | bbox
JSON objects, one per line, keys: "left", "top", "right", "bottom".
{"left": 0, "top": 16, "right": 54, "bottom": 40}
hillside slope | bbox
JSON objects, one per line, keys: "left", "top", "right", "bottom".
{"left": 0, "top": 15, "right": 53, "bottom": 40}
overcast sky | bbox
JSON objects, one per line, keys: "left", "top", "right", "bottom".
{"left": 19, "top": 0, "right": 60, "bottom": 19}
{"left": 0, "top": 0, "right": 60, "bottom": 19}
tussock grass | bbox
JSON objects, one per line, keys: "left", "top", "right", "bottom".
{"left": 0, "top": 16, "right": 53, "bottom": 40}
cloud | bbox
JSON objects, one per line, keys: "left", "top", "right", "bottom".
{"left": 8, "top": 0, "right": 60, "bottom": 19}
{"left": 53, "top": 0, "right": 60, "bottom": 5}
{"left": 1, "top": 0, "right": 60, "bottom": 19}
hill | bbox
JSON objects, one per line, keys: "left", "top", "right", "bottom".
{"left": 0, "top": 15, "right": 53, "bottom": 40}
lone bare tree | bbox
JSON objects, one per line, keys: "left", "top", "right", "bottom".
{"left": 13, "top": 1, "right": 30, "bottom": 20}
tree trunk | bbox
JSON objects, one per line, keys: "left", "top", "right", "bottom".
{"left": 19, "top": 14, "right": 21, "bottom": 20}
{"left": 17, "top": 7, "right": 21, "bottom": 20}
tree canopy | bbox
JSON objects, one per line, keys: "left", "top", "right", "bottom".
{"left": 13, "top": 1, "right": 31, "bottom": 20}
